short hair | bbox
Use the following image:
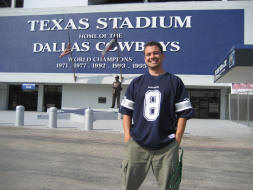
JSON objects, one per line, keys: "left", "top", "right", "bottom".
{"left": 144, "top": 41, "right": 163, "bottom": 54}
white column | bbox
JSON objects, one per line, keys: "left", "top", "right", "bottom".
{"left": 48, "top": 107, "right": 57, "bottom": 128}
{"left": 16, "top": 105, "right": 25, "bottom": 126}
{"left": 83, "top": 107, "right": 93, "bottom": 131}
{"left": 37, "top": 84, "right": 44, "bottom": 112}
{"left": 228, "top": 93, "right": 231, "bottom": 121}
{"left": 220, "top": 88, "right": 227, "bottom": 120}
{"left": 0, "top": 84, "right": 8, "bottom": 110}
{"left": 11, "top": 0, "right": 16, "bottom": 8}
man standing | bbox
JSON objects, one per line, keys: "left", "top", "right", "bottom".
{"left": 120, "top": 41, "right": 193, "bottom": 190}
{"left": 111, "top": 75, "right": 122, "bottom": 108}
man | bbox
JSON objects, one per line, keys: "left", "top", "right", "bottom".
{"left": 111, "top": 75, "right": 122, "bottom": 108}
{"left": 120, "top": 41, "right": 193, "bottom": 190}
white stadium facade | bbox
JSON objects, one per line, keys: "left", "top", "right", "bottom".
{"left": 0, "top": 0, "right": 252, "bottom": 123}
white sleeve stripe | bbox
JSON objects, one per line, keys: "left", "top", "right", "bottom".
{"left": 175, "top": 100, "right": 192, "bottom": 112}
{"left": 121, "top": 98, "right": 135, "bottom": 110}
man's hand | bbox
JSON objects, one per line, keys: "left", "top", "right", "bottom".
{"left": 124, "top": 134, "right": 131, "bottom": 143}
{"left": 176, "top": 117, "right": 187, "bottom": 145}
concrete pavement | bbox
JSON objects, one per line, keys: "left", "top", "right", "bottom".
{"left": 0, "top": 110, "right": 253, "bottom": 190}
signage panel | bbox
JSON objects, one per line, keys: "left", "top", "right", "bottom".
{"left": 22, "top": 83, "right": 36, "bottom": 90}
{"left": 0, "top": 9, "right": 244, "bottom": 75}
{"left": 232, "top": 83, "right": 253, "bottom": 94}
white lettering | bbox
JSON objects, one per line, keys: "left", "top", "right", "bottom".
{"left": 64, "top": 19, "right": 77, "bottom": 30}
{"left": 81, "top": 42, "right": 90, "bottom": 51}
{"left": 96, "top": 16, "right": 192, "bottom": 30}
{"left": 33, "top": 43, "right": 43, "bottom": 52}
{"left": 51, "top": 19, "right": 64, "bottom": 30}
{"left": 108, "top": 17, "right": 122, "bottom": 29}
{"left": 28, "top": 18, "right": 89, "bottom": 32}
{"left": 160, "top": 16, "right": 173, "bottom": 28}
{"left": 174, "top": 16, "right": 192, "bottom": 28}
{"left": 135, "top": 42, "right": 145, "bottom": 51}
{"left": 27, "top": 20, "right": 39, "bottom": 32}
{"left": 170, "top": 41, "right": 180, "bottom": 52}
{"left": 96, "top": 18, "right": 108, "bottom": 29}
{"left": 78, "top": 18, "right": 90, "bottom": 29}
{"left": 136, "top": 17, "right": 151, "bottom": 29}
{"left": 28, "top": 16, "right": 192, "bottom": 32}
{"left": 118, "top": 42, "right": 135, "bottom": 51}
{"left": 120, "top": 17, "right": 134, "bottom": 29}
{"left": 40, "top": 20, "right": 50, "bottom": 31}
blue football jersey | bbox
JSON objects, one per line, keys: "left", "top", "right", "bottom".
{"left": 120, "top": 72, "right": 193, "bottom": 148}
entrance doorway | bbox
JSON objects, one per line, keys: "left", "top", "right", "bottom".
{"left": 43, "top": 85, "right": 62, "bottom": 111}
{"left": 8, "top": 85, "right": 38, "bottom": 111}
{"left": 188, "top": 89, "right": 220, "bottom": 119}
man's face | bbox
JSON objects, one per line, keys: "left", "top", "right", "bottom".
{"left": 144, "top": 45, "right": 164, "bottom": 70}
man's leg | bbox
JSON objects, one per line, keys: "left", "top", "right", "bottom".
{"left": 151, "top": 140, "right": 180, "bottom": 190}
{"left": 111, "top": 94, "right": 116, "bottom": 108}
{"left": 121, "top": 139, "right": 151, "bottom": 190}
{"left": 116, "top": 94, "right": 121, "bottom": 108}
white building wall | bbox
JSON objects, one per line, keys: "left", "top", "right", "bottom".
{"left": 62, "top": 83, "right": 127, "bottom": 109}
{"left": 245, "top": 5, "right": 253, "bottom": 44}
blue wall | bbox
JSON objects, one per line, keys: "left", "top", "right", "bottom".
{"left": 0, "top": 9, "right": 244, "bottom": 75}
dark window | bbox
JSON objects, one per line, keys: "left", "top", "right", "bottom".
{"left": 88, "top": 0, "right": 221, "bottom": 5}
{"left": 8, "top": 85, "right": 38, "bottom": 111}
{"left": 43, "top": 85, "right": 62, "bottom": 111}
{"left": 89, "top": 0, "right": 144, "bottom": 5}
{"left": 98, "top": 97, "right": 107, "bottom": 104}
{"left": 16, "top": 0, "right": 23, "bottom": 8}
{"left": 0, "top": 0, "right": 11, "bottom": 7}
{"left": 0, "top": 0, "right": 23, "bottom": 8}
{"left": 188, "top": 89, "right": 220, "bottom": 119}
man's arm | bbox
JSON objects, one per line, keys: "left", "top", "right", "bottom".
{"left": 176, "top": 117, "right": 187, "bottom": 145}
{"left": 123, "top": 114, "right": 132, "bottom": 143}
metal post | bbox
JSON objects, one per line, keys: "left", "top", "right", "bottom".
{"left": 11, "top": 0, "right": 16, "bottom": 8}
{"left": 15, "top": 105, "right": 24, "bottom": 126}
{"left": 48, "top": 107, "right": 57, "bottom": 128}
{"left": 84, "top": 107, "right": 93, "bottom": 130}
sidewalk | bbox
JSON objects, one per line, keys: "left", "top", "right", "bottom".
{"left": 0, "top": 110, "right": 253, "bottom": 138}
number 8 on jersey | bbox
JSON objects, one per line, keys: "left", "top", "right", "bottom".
{"left": 143, "top": 90, "right": 161, "bottom": 121}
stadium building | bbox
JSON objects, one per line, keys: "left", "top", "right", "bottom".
{"left": 0, "top": 0, "right": 253, "bottom": 121}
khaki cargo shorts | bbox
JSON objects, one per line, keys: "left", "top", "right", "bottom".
{"left": 121, "top": 138, "right": 180, "bottom": 190}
